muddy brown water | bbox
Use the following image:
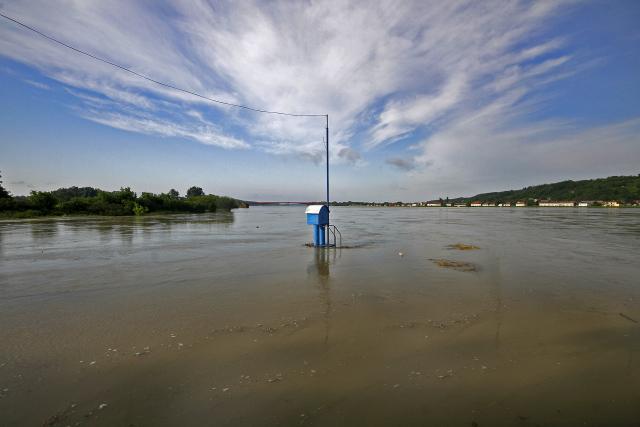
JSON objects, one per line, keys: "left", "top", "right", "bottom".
{"left": 0, "top": 206, "right": 639, "bottom": 426}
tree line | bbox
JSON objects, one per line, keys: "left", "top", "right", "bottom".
{"left": 449, "top": 174, "right": 640, "bottom": 204}
{"left": 0, "top": 174, "right": 246, "bottom": 218}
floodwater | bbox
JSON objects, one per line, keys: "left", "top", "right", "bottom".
{"left": 0, "top": 206, "right": 639, "bottom": 426}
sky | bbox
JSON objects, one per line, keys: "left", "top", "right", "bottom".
{"left": 0, "top": 0, "right": 639, "bottom": 201}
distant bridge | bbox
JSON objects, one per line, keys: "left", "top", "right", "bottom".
{"left": 246, "top": 201, "right": 322, "bottom": 206}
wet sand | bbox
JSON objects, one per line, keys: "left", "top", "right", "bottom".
{"left": 1, "top": 207, "right": 639, "bottom": 426}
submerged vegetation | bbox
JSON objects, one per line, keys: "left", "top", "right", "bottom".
{"left": 430, "top": 259, "right": 478, "bottom": 272}
{"left": 447, "top": 243, "right": 480, "bottom": 251}
{"left": 0, "top": 176, "right": 247, "bottom": 218}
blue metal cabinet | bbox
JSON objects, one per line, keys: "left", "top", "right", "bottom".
{"left": 305, "top": 205, "right": 329, "bottom": 246}
{"left": 306, "top": 205, "right": 329, "bottom": 225}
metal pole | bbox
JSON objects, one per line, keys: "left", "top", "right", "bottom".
{"left": 325, "top": 114, "right": 329, "bottom": 247}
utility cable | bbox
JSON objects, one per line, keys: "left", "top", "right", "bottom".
{"left": 0, "top": 12, "right": 326, "bottom": 118}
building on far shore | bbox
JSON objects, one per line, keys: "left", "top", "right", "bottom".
{"left": 470, "top": 201, "right": 482, "bottom": 207}
{"left": 578, "top": 201, "right": 594, "bottom": 207}
{"left": 426, "top": 200, "right": 443, "bottom": 207}
{"left": 454, "top": 203, "right": 467, "bottom": 207}
{"left": 603, "top": 201, "right": 620, "bottom": 207}
{"left": 498, "top": 202, "right": 512, "bottom": 207}
{"left": 482, "top": 202, "right": 495, "bottom": 207}
{"left": 515, "top": 201, "right": 526, "bottom": 207}
{"left": 539, "top": 201, "right": 575, "bottom": 207}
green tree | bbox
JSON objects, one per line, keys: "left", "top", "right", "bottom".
{"left": 0, "top": 171, "right": 10, "bottom": 199}
{"left": 168, "top": 189, "right": 180, "bottom": 198}
{"left": 186, "top": 186, "right": 204, "bottom": 198}
{"left": 29, "top": 191, "right": 57, "bottom": 213}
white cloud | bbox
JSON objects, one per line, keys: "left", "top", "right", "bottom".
{"left": 407, "top": 97, "right": 640, "bottom": 198}
{"left": 82, "top": 110, "right": 248, "bottom": 150}
{"left": 22, "top": 78, "right": 49, "bottom": 89}
{"left": 370, "top": 75, "right": 467, "bottom": 147}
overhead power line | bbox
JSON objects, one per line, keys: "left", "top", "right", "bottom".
{"left": 0, "top": 12, "right": 326, "bottom": 118}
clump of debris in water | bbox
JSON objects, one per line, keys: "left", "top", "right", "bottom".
{"left": 447, "top": 243, "right": 480, "bottom": 250}
{"left": 430, "top": 259, "right": 478, "bottom": 272}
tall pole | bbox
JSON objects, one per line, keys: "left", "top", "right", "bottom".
{"left": 326, "top": 114, "right": 329, "bottom": 212}
{"left": 325, "top": 114, "right": 330, "bottom": 247}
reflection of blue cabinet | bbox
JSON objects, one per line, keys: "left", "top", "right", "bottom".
{"left": 305, "top": 205, "right": 329, "bottom": 246}
{"left": 306, "top": 205, "right": 329, "bottom": 226}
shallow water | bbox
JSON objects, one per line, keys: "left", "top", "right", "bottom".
{"left": 1, "top": 207, "right": 639, "bottom": 426}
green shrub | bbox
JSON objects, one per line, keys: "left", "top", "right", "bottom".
{"left": 132, "top": 202, "right": 148, "bottom": 216}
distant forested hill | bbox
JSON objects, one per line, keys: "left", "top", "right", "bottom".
{"left": 451, "top": 175, "right": 640, "bottom": 203}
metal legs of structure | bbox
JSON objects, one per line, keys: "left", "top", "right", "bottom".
{"left": 313, "top": 224, "right": 327, "bottom": 247}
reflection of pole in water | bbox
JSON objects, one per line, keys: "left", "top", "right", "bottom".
{"left": 492, "top": 255, "right": 503, "bottom": 350}
{"left": 307, "top": 248, "right": 338, "bottom": 347}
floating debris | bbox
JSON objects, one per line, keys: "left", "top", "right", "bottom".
{"left": 619, "top": 313, "right": 638, "bottom": 323}
{"left": 98, "top": 403, "right": 108, "bottom": 410}
{"left": 398, "top": 252, "right": 404, "bottom": 257}
{"left": 437, "top": 369, "right": 455, "bottom": 379}
{"left": 394, "top": 314, "right": 480, "bottom": 331}
{"left": 447, "top": 243, "right": 480, "bottom": 251}
{"left": 430, "top": 258, "right": 477, "bottom": 272}
{"left": 135, "top": 347, "right": 151, "bottom": 357}
{"left": 266, "top": 373, "right": 283, "bottom": 383}
{"left": 43, "top": 403, "right": 77, "bottom": 426}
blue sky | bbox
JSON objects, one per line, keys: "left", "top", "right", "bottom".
{"left": 1, "top": 0, "right": 639, "bottom": 201}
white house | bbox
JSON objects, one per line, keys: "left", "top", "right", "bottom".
{"left": 515, "top": 201, "right": 526, "bottom": 207}
{"left": 539, "top": 201, "right": 575, "bottom": 207}
{"left": 470, "top": 201, "right": 482, "bottom": 207}
{"left": 603, "top": 201, "right": 620, "bottom": 207}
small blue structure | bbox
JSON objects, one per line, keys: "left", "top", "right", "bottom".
{"left": 306, "top": 204, "right": 329, "bottom": 247}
